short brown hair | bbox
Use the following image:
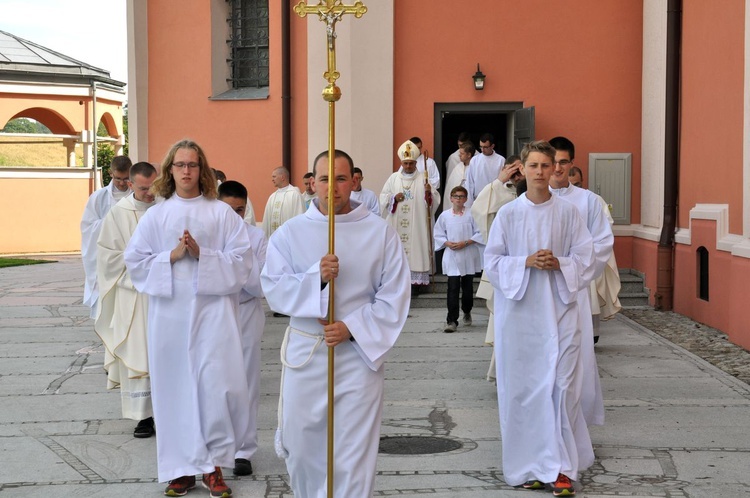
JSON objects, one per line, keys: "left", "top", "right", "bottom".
{"left": 460, "top": 142, "right": 475, "bottom": 156}
{"left": 450, "top": 185, "right": 468, "bottom": 197}
{"left": 520, "top": 140, "right": 556, "bottom": 164}
{"left": 110, "top": 155, "right": 132, "bottom": 173}
{"left": 151, "top": 139, "right": 217, "bottom": 200}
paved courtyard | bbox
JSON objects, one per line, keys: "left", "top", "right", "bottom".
{"left": 1, "top": 256, "right": 749, "bottom": 497}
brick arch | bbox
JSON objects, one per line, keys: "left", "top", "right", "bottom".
{"left": 98, "top": 111, "right": 120, "bottom": 137}
{"left": 8, "top": 107, "right": 76, "bottom": 135}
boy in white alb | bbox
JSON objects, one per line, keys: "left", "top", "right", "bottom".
{"left": 218, "top": 180, "right": 268, "bottom": 478}
{"left": 484, "top": 140, "right": 595, "bottom": 496}
{"left": 434, "top": 185, "right": 483, "bottom": 332}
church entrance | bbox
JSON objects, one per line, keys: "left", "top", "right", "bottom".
{"left": 433, "top": 101, "right": 534, "bottom": 200}
{"left": 432, "top": 102, "right": 534, "bottom": 273}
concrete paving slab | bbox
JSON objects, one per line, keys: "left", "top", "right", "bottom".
{"left": 3, "top": 257, "right": 750, "bottom": 497}
{"left": 0, "top": 342, "right": 92, "bottom": 358}
{"left": 0, "top": 373, "right": 59, "bottom": 395}
{"left": 0, "top": 436, "right": 85, "bottom": 484}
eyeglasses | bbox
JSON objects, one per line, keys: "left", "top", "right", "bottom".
{"left": 172, "top": 162, "right": 200, "bottom": 169}
{"left": 451, "top": 195, "right": 467, "bottom": 199}
{"left": 554, "top": 160, "right": 572, "bottom": 166}
{"left": 111, "top": 175, "right": 129, "bottom": 183}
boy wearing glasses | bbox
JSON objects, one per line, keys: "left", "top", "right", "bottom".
{"left": 81, "top": 155, "right": 133, "bottom": 318}
{"left": 548, "top": 136, "right": 614, "bottom": 428}
{"left": 434, "top": 186, "right": 484, "bottom": 333}
{"left": 484, "top": 140, "right": 595, "bottom": 496}
{"left": 124, "top": 139, "right": 253, "bottom": 498}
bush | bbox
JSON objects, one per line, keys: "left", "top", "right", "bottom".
{"left": 98, "top": 144, "right": 115, "bottom": 186}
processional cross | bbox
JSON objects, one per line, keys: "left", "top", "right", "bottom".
{"left": 293, "top": 2, "right": 367, "bottom": 497}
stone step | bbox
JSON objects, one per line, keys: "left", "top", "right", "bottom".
{"left": 416, "top": 269, "right": 652, "bottom": 309}
{"left": 619, "top": 293, "right": 651, "bottom": 308}
{"left": 617, "top": 269, "right": 650, "bottom": 308}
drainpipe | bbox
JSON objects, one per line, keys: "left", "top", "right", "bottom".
{"left": 92, "top": 80, "right": 100, "bottom": 189}
{"left": 655, "top": 0, "right": 681, "bottom": 311}
{"left": 281, "top": 0, "right": 292, "bottom": 173}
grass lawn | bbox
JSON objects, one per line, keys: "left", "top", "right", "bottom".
{"left": 0, "top": 258, "right": 55, "bottom": 268}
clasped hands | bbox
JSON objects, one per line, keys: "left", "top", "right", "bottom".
{"left": 170, "top": 229, "right": 200, "bottom": 263}
{"left": 394, "top": 183, "right": 431, "bottom": 203}
{"left": 445, "top": 240, "right": 469, "bottom": 250}
{"left": 526, "top": 249, "right": 560, "bottom": 271}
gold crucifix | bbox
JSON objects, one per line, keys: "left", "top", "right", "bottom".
{"left": 293, "top": 2, "right": 367, "bottom": 497}
{"left": 294, "top": 0, "right": 367, "bottom": 101}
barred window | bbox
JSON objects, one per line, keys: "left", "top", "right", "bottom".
{"left": 227, "top": 0, "right": 269, "bottom": 89}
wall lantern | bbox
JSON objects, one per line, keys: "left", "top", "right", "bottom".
{"left": 472, "top": 64, "right": 486, "bottom": 90}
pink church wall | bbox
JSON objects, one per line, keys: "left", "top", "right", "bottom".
{"left": 679, "top": 1, "right": 745, "bottom": 234}
{"left": 393, "top": 0, "right": 644, "bottom": 225}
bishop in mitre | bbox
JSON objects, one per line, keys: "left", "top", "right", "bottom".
{"left": 380, "top": 140, "right": 440, "bottom": 296}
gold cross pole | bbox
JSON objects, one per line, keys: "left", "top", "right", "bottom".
{"left": 293, "top": 2, "right": 367, "bottom": 497}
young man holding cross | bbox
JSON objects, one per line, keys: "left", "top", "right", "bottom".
{"left": 261, "top": 149, "right": 410, "bottom": 497}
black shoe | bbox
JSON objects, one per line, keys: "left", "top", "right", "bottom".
{"left": 593, "top": 335, "right": 600, "bottom": 344}
{"left": 134, "top": 417, "right": 155, "bottom": 438}
{"left": 233, "top": 458, "right": 253, "bottom": 476}
{"left": 272, "top": 312, "right": 288, "bottom": 318}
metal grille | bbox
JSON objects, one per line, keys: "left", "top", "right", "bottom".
{"left": 227, "top": 0, "right": 269, "bottom": 89}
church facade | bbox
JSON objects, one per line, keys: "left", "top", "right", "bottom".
{"left": 126, "top": 1, "right": 750, "bottom": 348}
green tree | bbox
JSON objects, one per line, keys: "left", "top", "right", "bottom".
{"left": 97, "top": 111, "right": 129, "bottom": 185}
{"left": 1, "top": 118, "right": 51, "bottom": 134}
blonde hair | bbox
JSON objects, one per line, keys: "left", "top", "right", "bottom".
{"left": 151, "top": 139, "right": 218, "bottom": 199}
{"left": 520, "top": 140, "right": 556, "bottom": 164}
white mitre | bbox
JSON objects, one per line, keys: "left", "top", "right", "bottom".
{"left": 397, "top": 140, "right": 420, "bottom": 161}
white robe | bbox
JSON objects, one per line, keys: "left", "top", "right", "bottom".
{"left": 590, "top": 197, "right": 622, "bottom": 320}
{"left": 434, "top": 209, "right": 484, "bottom": 276}
{"left": 397, "top": 154, "right": 440, "bottom": 190}
{"left": 302, "top": 191, "right": 316, "bottom": 210}
{"left": 81, "top": 182, "right": 131, "bottom": 317}
{"left": 243, "top": 197, "right": 257, "bottom": 226}
{"left": 94, "top": 194, "right": 154, "bottom": 420}
{"left": 261, "top": 199, "right": 411, "bottom": 498}
{"left": 236, "top": 222, "right": 268, "bottom": 461}
{"left": 124, "top": 194, "right": 253, "bottom": 483}
{"left": 470, "top": 179, "right": 517, "bottom": 354}
{"left": 446, "top": 148, "right": 479, "bottom": 186}
{"left": 261, "top": 184, "right": 305, "bottom": 238}
{"left": 443, "top": 163, "right": 467, "bottom": 212}
{"left": 350, "top": 188, "right": 380, "bottom": 215}
{"left": 445, "top": 149, "right": 462, "bottom": 185}
{"left": 380, "top": 172, "right": 440, "bottom": 282}
{"left": 550, "top": 184, "right": 614, "bottom": 427}
{"left": 484, "top": 194, "right": 595, "bottom": 486}
{"left": 465, "top": 152, "right": 506, "bottom": 207}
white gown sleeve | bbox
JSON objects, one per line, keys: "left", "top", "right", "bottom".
{"left": 261, "top": 226, "right": 330, "bottom": 318}
{"left": 554, "top": 210, "right": 595, "bottom": 305}
{"left": 483, "top": 214, "right": 530, "bottom": 301}
{"left": 124, "top": 214, "right": 174, "bottom": 298}
{"left": 339, "top": 227, "right": 411, "bottom": 371}
{"left": 433, "top": 212, "right": 448, "bottom": 251}
{"left": 195, "top": 214, "right": 252, "bottom": 296}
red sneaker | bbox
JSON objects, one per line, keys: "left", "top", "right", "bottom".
{"left": 164, "top": 475, "right": 196, "bottom": 496}
{"left": 202, "top": 467, "right": 232, "bottom": 497}
{"left": 551, "top": 473, "right": 575, "bottom": 496}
